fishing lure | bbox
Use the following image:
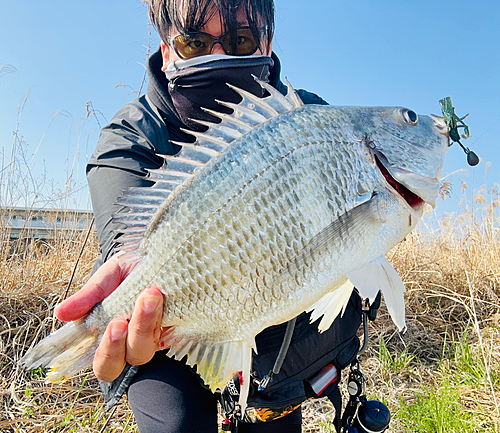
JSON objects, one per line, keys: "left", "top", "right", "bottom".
{"left": 437, "top": 96, "right": 479, "bottom": 166}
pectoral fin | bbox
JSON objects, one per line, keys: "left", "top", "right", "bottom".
{"left": 279, "top": 197, "right": 379, "bottom": 280}
{"left": 347, "top": 256, "right": 406, "bottom": 331}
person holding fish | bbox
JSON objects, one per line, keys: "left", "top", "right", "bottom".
{"left": 24, "top": 0, "right": 451, "bottom": 432}
{"left": 54, "top": 1, "right": 333, "bottom": 431}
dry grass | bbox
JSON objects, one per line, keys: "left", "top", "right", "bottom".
{"left": 1, "top": 196, "right": 499, "bottom": 432}
{"left": 364, "top": 198, "right": 500, "bottom": 432}
{"left": 0, "top": 211, "right": 109, "bottom": 432}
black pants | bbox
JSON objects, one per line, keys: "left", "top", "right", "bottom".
{"left": 128, "top": 351, "right": 302, "bottom": 433}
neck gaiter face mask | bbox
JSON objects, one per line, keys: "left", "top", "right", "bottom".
{"left": 164, "top": 54, "right": 274, "bottom": 130}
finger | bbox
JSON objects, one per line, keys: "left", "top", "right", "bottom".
{"left": 93, "top": 318, "right": 128, "bottom": 382}
{"left": 126, "top": 287, "right": 164, "bottom": 366}
{"left": 55, "top": 255, "right": 137, "bottom": 322}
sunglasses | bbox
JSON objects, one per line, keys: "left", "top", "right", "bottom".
{"left": 168, "top": 26, "right": 266, "bottom": 59}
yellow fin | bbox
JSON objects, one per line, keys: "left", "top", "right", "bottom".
{"left": 163, "top": 328, "right": 255, "bottom": 412}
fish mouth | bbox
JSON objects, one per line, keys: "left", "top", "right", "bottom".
{"left": 375, "top": 156, "right": 424, "bottom": 210}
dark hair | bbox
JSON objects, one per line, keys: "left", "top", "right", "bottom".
{"left": 149, "top": 0, "right": 274, "bottom": 54}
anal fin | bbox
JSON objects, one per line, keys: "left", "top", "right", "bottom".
{"left": 161, "top": 328, "right": 255, "bottom": 412}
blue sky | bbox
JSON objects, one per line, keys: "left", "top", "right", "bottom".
{"left": 1, "top": 0, "right": 499, "bottom": 214}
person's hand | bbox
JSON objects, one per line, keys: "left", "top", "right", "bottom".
{"left": 54, "top": 255, "right": 164, "bottom": 382}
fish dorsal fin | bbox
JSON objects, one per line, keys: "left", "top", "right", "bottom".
{"left": 113, "top": 182, "right": 177, "bottom": 261}
{"left": 113, "top": 77, "right": 302, "bottom": 260}
{"left": 227, "top": 83, "right": 280, "bottom": 117}
{"left": 177, "top": 128, "right": 233, "bottom": 152}
{"left": 147, "top": 167, "right": 192, "bottom": 183}
{"left": 214, "top": 77, "right": 301, "bottom": 127}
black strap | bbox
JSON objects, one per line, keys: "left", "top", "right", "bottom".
{"left": 358, "top": 291, "right": 381, "bottom": 356}
{"left": 325, "top": 383, "right": 342, "bottom": 433}
{"left": 367, "top": 290, "right": 382, "bottom": 321}
{"left": 257, "top": 317, "right": 297, "bottom": 390}
{"left": 273, "top": 317, "right": 297, "bottom": 375}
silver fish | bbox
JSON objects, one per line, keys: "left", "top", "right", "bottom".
{"left": 22, "top": 80, "right": 449, "bottom": 410}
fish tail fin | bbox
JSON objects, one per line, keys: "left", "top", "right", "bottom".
{"left": 162, "top": 328, "right": 254, "bottom": 411}
{"left": 21, "top": 320, "right": 98, "bottom": 381}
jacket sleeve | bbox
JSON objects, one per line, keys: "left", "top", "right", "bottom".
{"left": 86, "top": 95, "right": 175, "bottom": 271}
{"left": 87, "top": 166, "right": 153, "bottom": 270}
{"left": 296, "top": 89, "right": 329, "bottom": 106}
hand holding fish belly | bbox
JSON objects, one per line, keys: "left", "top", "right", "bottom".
{"left": 54, "top": 255, "right": 165, "bottom": 382}
{"left": 21, "top": 79, "right": 450, "bottom": 411}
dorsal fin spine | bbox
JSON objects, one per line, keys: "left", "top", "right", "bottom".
{"left": 122, "top": 204, "right": 161, "bottom": 212}
{"left": 200, "top": 108, "right": 253, "bottom": 132}
{"left": 160, "top": 155, "right": 205, "bottom": 167}
{"left": 113, "top": 213, "right": 151, "bottom": 221}
{"left": 215, "top": 100, "right": 268, "bottom": 125}
{"left": 188, "top": 118, "right": 243, "bottom": 142}
{"left": 179, "top": 128, "right": 230, "bottom": 148}
{"left": 176, "top": 141, "right": 220, "bottom": 156}
{"left": 284, "top": 78, "right": 304, "bottom": 107}
{"left": 226, "top": 83, "right": 280, "bottom": 117}
{"left": 116, "top": 196, "right": 165, "bottom": 207}
{"left": 147, "top": 168, "right": 190, "bottom": 183}
{"left": 252, "top": 76, "right": 297, "bottom": 112}
{"left": 117, "top": 229, "right": 146, "bottom": 237}
{"left": 126, "top": 187, "right": 172, "bottom": 197}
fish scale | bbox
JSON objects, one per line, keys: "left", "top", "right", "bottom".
{"left": 160, "top": 128, "right": 360, "bottom": 324}
{"left": 21, "top": 79, "right": 449, "bottom": 412}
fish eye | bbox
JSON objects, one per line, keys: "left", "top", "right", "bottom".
{"left": 402, "top": 109, "right": 418, "bottom": 125}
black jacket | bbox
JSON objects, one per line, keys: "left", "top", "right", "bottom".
{"left": 86, "top": 47, "right": 328, "bottom": 409}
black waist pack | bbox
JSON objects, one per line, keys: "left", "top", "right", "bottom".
{"left": 220, "top": 291, "right": 362, "bottom": 426}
